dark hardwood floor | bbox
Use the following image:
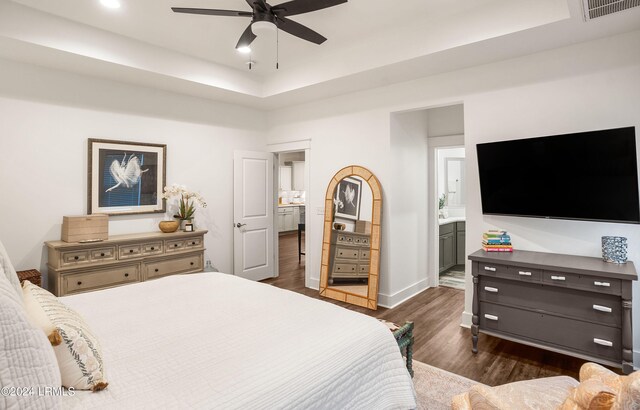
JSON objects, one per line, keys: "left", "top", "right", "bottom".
{"left": 264, "top": 233, "right": 596, "bottom": 386}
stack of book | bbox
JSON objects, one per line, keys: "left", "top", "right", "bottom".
{"left": 482, "top": 230, "right": 513, "bottom": 252}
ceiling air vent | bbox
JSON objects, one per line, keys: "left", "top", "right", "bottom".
{"left": 582, "top": 0, "right": 640, "bottom": 20}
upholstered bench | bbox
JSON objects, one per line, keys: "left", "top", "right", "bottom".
{"left": 379, "top": 320, "right": 414, "bottom": 377}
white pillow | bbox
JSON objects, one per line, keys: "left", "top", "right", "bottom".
{"left": 22, "top": 281, "right": 108, "bottom": 392}
{"left": 0, "top": 268, "right": 61, "bottom": 410}
{"left": 0, "top": 240, "right": 23, "bottom": 304}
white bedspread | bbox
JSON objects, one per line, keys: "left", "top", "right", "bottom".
{"left": 60, "top": 273, "right": 416, "bottom": 409}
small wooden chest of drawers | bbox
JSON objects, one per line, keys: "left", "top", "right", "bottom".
{"left": 328, "top": 230, "right": 371, "bottom": 283}
{"left": 46, "top": 230, "right": 207, "bottom": 296}
{"left": 469, "top": 249, "right": 637, "bottom": 374}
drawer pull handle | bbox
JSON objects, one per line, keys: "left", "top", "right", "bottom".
{"left": 129, "top": 249, "right": 134, "bottom": 253}
{"left": 100, "top": 253, "right": 105, "bottom": 257}
{"left": 484, "top": 266, "right": 497, "bottom": 272}
{"left": 192, "top": 242, "right": 196, "bottom": 245}
{"left": 484, "top": 314, "right": 498, "bottom": 321}
{"left": 593, "top": 305, "right": 612, "bottom": 313}
{"left": 77, "top": 281, "right": 82, "bottom": 286}
{"left": 484, "top": 286, "right": 499, "bottom": 293}
{"left": 594, "top": 338, "right": 613, "bottom": 347}
{"left": 124, "top": 273, "right": 129, "bottom": 277}
{"left": 518, "top": 271, "right": 532, "bottom": 276}
{"left": 74, "top": 256, "right": 79, "bottom": 260}
{"left": 151, "top": 247, "right": 155, "bottom": 251}
{"left": 551, "top": 275, "right": 566, "bottom": 281}
{"left": 155, "top": 269, "right": 159, "bottom": 272}
{"left": 594, "top": 281, "right": 610, "bottom": 287}
{"left": 174, "top": 244, "right": 178, "bottom": 248}
{"left": 190, "top": 262, "right": 194, "bottom": 266}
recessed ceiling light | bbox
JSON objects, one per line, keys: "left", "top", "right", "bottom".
{"left": 237, "top": 46, "right": 251, "bottom": 54}
{"left": 100, "top": 0, "right": 121, "bottom": 9}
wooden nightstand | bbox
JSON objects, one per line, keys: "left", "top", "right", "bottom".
{"left": 17, "top": 269, "right": 42, "bottom": 287}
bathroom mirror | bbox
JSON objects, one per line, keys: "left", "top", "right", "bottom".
{"left": 319, "top": 166, "right": 382, "bottom": 310}
{"left": 444, "top": 158, "right": 465, "bottom": 207}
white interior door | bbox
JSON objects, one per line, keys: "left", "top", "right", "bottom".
{"left": 233, "top": 151, "right": 274, "bottom": 281}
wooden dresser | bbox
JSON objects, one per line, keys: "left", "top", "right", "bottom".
{"left": 469, "top": 249, "right": 637, "bottom": 374}
{"left": 46, "top": 230, "right": 207, "bottom": 296}
{"left": 329, "top": 230, "right": 371, "bottom": 283}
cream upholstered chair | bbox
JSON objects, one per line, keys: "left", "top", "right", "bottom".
{"left": 452, "top": 363, "right": 640, "bottom": 410}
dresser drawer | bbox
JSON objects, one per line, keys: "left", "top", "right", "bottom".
{"left": 145, "top": 254, "right": 202, "bottom": 279}
{"left": 333, "top": 263, "right": 358, "bottom": 275}
{"left": 119, "top": 243, "right": 142, "bottom": 259}
{"left": 507, "top": 266, "right": 542, "bottom": 282}
{"left": 61, "top": 250, "right": 90, "bottom": 266}
{"left": 479, "top": 277, "right": 621, "bottom": 327}
{"left": 360, "top": 249, "right": 370, "bottom": 260}
{"left": 358, "top": 264, "right": 369, "bottom": 274}
{"left": 336, "top": 247, "right": 359, "bottom": 259}
{"left": 480, "top": 302, "right": 621, "bottom": 362}
{"left": 185, "top": 237, "right": 203, "bottom": 249}
{"left": 478, "top": 262, "right": 510, "bottom": 278}
{"left": 89, "top": 247, "right": 116, "bottom": 263}
{"left": 336, "top": 234, "right": 356, "bottom": 245}
{"left": 165, "top": 239, "right": 186, "bottom": 252}
{"left": 353, "top": 236, "right": 369, "bottom": 246}
{"left": 142, "top": 242, "right": 162, "bottom": 256}
{"left": 64, "top": 264, "right": 139, "bottom": 294}
{"left": 543, "top": 271, "right": 621, "bottom": 295}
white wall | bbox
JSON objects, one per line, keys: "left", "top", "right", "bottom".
{"left": 427, "top": 105, "right": 465, "bottom": 138}
{"left": 268, "top": 30, "right": 640, "bottom": 364}
{"left": 0, "top": 59, "right": 267, "bottom": 280}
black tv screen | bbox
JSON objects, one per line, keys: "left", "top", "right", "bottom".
{"left": 477, "top": 127, "right": 640, "bottom": 224}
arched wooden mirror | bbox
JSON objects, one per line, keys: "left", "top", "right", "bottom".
{"left": 319, "top": 166, "right": 382, "bottom": 310}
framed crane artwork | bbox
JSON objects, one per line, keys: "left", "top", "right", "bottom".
{"left": 88, "top": 139, "right": 166, "bottom": 215}
{"left": 333, "top": 176, "right": 362, "bottom": 221}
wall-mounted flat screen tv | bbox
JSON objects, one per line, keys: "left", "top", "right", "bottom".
{"left": 476, "top": 127, "right": 640, "bottom": 224}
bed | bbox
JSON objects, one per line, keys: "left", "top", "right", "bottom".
{"left": 2, "top": 254, "right": 416, "bottom": 410}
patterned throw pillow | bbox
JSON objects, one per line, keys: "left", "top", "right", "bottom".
{"left": 22, "top": 281, "right": 108, "bottom": 392}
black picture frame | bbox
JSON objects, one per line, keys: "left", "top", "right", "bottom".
{"left": 88, "top": 139, "right": 166, "bottom": 215}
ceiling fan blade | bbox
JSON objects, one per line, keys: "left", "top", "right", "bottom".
{"left": 171, "top": 8, "right": 253, "bottom": 17}
{"left": 235, "top": 24, "right": 257, "bottom": 49}
{"left": 277, "top": 17, "right": 326, "bottom": 45}
{"left": 273, "top": 0, "right": 347, "bottom": 17}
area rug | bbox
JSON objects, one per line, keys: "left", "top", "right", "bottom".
{"left": 412, "top": 360, "right": 481, "bottom": 409}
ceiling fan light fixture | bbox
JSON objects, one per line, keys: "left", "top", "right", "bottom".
{"left": 100, "top": 0, "right": 121, "bottom": 9}
{"left": 237, "top": 46, "right": 252, "bottom": 54}
{"left": 251, "top": 21, "right": 276, "bottom": 36}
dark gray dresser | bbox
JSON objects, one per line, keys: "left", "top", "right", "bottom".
{"left": 469, "top": 249, "right": 637, "bottom": 374}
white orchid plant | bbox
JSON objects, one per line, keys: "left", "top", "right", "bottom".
{"left": 162, "top": 184, "right": 207, "bottom": 220}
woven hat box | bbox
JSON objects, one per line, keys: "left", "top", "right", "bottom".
{"left": 61, "top": 214, "right": 108, "bottom": 243}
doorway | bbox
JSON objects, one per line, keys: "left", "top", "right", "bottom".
{"left": 436, "top": 146, "right": 466, "bottom": 289}
{"left": 275, "top": 150, "right": 307, "bottom": 282}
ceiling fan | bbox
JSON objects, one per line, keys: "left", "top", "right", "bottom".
{"left": 171, "top": 0, "right": 348, "bottom": 51}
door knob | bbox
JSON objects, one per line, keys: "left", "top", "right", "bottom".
{"left": 236, "top": 223, "right": 247, "bottom": 228}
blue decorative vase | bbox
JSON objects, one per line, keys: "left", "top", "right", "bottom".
{"left": 602, "top": 236, "right": 627, "bottom": 264}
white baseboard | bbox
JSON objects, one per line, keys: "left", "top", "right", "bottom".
{"left": 460, "top": 311, "right": 472, "bottom": 328}
{"left": 634, "top": 350, "right": 640, "bottom": 370}
{"left": 377, "top": 279, "right": 429, "bottom": 309}
{"left": 306, "top": 277, "right": 319, "bottom": 290}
